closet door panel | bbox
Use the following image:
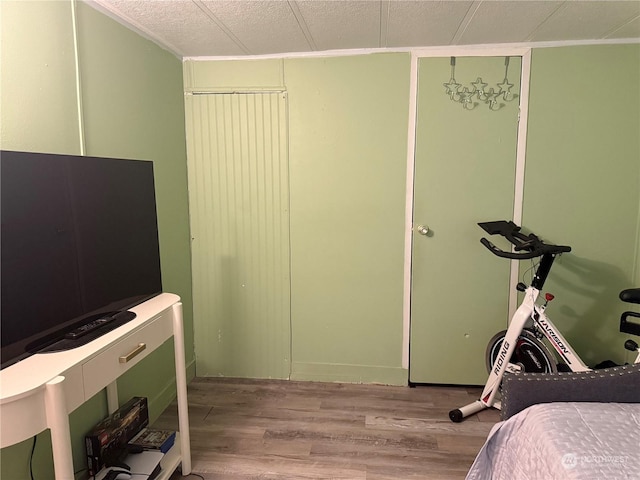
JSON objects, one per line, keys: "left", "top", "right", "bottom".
{"left": 185, "top": 92, "right": 290, "bottom": 379}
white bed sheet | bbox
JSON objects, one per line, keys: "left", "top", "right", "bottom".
{"left": 466, "top": 402, "right": 640, "bottom": 480}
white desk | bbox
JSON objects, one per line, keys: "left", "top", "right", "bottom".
{"left": 0, "top": 293, "right": 191, "bottom": 479}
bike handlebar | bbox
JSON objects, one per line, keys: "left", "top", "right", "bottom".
{"left": 478, "top": 221, "right": 571, "bottom": 259}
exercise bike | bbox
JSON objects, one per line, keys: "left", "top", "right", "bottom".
{"left": 449, "top": 220, "right": 640, "bottom": 423}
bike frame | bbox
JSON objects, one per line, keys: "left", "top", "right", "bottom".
{"left": 450, "top": 223, "right": 640, "bottom": 422}
{"left": 479, "top": 285, "right": 590, "bottom": 409}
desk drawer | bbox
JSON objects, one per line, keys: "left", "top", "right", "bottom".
{"left": 82, "top": 313, "right": 173, "bottom": 400}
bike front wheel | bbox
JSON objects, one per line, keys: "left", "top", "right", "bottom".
{"left": 486, "top": 329, "right": 558, "bottom": 374}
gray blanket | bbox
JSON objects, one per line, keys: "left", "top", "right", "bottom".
{"left": 466, "top": 402, "right": 640, "bottom": 480}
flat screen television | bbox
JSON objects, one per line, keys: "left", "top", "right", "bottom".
{"left": 1, "top": 151, "right": 163, "bottom": 369}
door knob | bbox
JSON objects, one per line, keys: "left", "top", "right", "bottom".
{"left": 416, "top": 225, "right": 430, "bottom": 236}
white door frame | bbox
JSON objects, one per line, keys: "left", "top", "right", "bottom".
{"left": 402, "top": 47, "right": 532, "bottom": 369}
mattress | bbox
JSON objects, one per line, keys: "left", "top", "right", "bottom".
{"left": 466, "top": 402, "right": 640, "bottom": 480}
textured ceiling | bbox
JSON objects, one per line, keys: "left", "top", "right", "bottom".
{"left": 88, "top": 0, "right": 640, "bottom": 58}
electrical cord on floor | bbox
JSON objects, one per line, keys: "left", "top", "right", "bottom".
{"left": 29, "top": 435, "right": 91, "bottom": 480}
{"left": 29, "top": 435, "right": 37, "bottom": 480}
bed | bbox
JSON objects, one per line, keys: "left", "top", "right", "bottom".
{"left": 466, "top": 363, "right": 640, "bottom": 480}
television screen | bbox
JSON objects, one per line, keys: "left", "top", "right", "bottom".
{"left": 1, "top": 151, "right": 163, "bottom": 369}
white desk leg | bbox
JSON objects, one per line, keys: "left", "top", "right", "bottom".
{"left": 172, "top": 302, "right": 192, "bottom": 474}
{"left": 106, "top": 382, "right": 119, "bottom": 414}
{"left": 44, "top": 376, "right": 74, "bottom": 480}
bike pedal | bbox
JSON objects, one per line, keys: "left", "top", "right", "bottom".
{"left": 505, "top": 363, "right": 522, "bottom": 374}
{"left": 624, "top": 339, "right": 639, "bottom": 352}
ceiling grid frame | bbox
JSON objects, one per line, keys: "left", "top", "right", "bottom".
{"left": 604, "top": 12, "right": 640, "bottom": 38}
{"left": 193, "top": 0, "right": 251, "bottom": 54}
{"left": 523, "top": 1, "right": 568, "bottom": 42}
{"left": 379, "top": 0, "right": 390, "bottom": 48}
{"left": 451, "top": 1, "right": 483, "bottom": 44}
{"left": 287, "top": 0, "right": 317, "bottom": 51}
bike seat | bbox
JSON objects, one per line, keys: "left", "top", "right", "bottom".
{"left": 620, "top": 288, "right": 640, "bottom": 304}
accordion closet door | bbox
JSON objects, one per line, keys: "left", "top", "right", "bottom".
{"left": 185, "top": 92, "right": 291, "bottom": 379}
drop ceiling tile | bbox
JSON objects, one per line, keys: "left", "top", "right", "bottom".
{"left": 457, "top": 1, "right": 563, "bottom": 45}
{"left": 98, "top": 0, "right": 245, "bottom": 56}
{"left": 529, "top": 1, "right": 640, "bottom": 42}
{"left": 93, "top": 0, "right": 640, "bottom": 58}
{"left": 200, "top": 1, "right": 310, "bottom": 55}
{"left": 386, "top": 1, "right": 473, "bottom": 47}
{"left": 294, "top": 0, "right": 381, "bottom": 51}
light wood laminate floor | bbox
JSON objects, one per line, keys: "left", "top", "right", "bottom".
{"left": 161, "top": 377, "right": 500, "bottom": 479}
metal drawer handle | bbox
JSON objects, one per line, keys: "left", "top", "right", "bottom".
{"left": 119, "top": 343, "right": 147, "bottom": 363}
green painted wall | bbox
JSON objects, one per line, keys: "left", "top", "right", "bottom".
{"left": 184, "top": 54, "right": 411, "bottom": 385}
{"left": 285, "top": 54, "right": 410, "bottom": 384}
{"left": 184, "top": 45, "right": 639, "bottom": 384}
{"left": 183, "top": 58, "right": 284, "bottom": 92}
{"left": 523, "top": 44, "right": 640, "bottom": 366}
{"left": 0, "top": 1, "right": 192, "bottom": 478}
{"left": 0, "top": 0, "right": 81, "bottom": 154}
